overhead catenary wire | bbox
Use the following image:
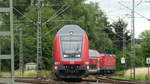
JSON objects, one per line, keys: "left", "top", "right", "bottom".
{"left": 43, "top": 24, "right": 62, "bottom": 37}
{"left": 118, "top": 1, "right": 150, "bottom": 21}
{"left": 43, "top": 4, "right": 67, "bottom": 24}
{"left": 42, "top": 5, "right": 70, "bottom": 26}
{"left": 13, "top": 7, "right": 36, "bottom": 25}
{"left": 135, "top": 0, "right": 144, "bottom": 7}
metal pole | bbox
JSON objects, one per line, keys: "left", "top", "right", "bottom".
{"left": 130, "top": 0, "right": 135, "bottom": 80}
{"left": 0, "top": 44, "right": 1, "bottom": 74}
{"left": 124, "top": 64, "right": 125, "bottom": 76}
{"left": 37, "top": 0, "right": 42, "bottom": 77}
{"left": 148, "top": 64, "right": 149, "bottom": 79}
{"left": 10, "top": 0, "right": 14, "bottom": 83}
{"left": 19, "top": 28, "right": 23, "bottom": 77}
{"left": 123, "top": 21, "right": 126, "bottom": 76}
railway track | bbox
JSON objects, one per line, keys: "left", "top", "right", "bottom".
{"left": 14, "top": 76, "right": 150, "bottom": 84}
{"left": 83, "top": 75, "right": 150, "bottom": 84}
{"left": 15, "top": 77, "right": 90, "bottom": 84}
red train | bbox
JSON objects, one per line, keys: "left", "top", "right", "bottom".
{"left": 88, "top": 49, "right": 100, "bottom": 74}
{"left": 99, "top": 54, "right": 116, "bottom": 74}
{"left": 88, "top": 49, "right": 116, "bottom": 75}
{"left": 53, "top": 25, "right": 89, "bottom": 79}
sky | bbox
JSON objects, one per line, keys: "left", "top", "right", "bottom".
{"left": 86, "top": 0, "right": 150, "bottom": 38}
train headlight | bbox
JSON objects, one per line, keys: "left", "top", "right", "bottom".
{"left": 84, "top": 62, "right": 89, "bottom": 65}
{"left": 54, "top": 62, "right": 60, "bottom": 65}
{"left": 75, "top": 54, "right": 81, "bottom": 57}
{"left": 54, "top": 66, "right": 58, "bottom": 70}
{"left": 87, "top": 66, "right": 89, "bottom": 70}
{"left": 64, "top": 55, "right": 69, "bottom": 57}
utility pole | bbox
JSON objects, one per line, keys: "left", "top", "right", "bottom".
{"left": 36, "top": 0, "right": 43, "bottom": 77}
{"left": 123, "top": 22, "right": 126, "bottom": 57}
{"left": 130, "top": 0, "right": 136, "bottom": 80}
{"left": 0, "top": 44, "right": 1, "bottom": 74}
{"left": 123, "top": 26, "right": 126, "bottom": 75}
{"left": 0, "top": 0, "right": 14, "bottom": 83}
{"left": 19, "top": 27, "right": 23, "bottom": 77}
{"left": 33, "top": 0, "right": 69, "bottom": 77}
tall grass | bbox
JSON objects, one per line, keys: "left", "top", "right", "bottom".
{"left": 112, "top": 67, "right": 150, "bottom": 82}
{"left": 0, "top": 70, "right": 53, "bottom": 78}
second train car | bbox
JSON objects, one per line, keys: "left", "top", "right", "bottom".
{"left": 88, "top": 49, "right": 100, "bottom": 74}
{"left": 99, "top": 54, "right": 116, "bottom": 74}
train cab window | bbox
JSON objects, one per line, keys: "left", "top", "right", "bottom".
{"left": 61, "top": 35, "right": 83, "bottom": 58}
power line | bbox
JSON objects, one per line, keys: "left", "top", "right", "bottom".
{"left": 13, "top": 7, "right": 36, "bottom": 25}
{"left": 118, "top": 1, "right": 150, "bottom": 21}
{"left": 42, "top": 5, "right": 70, "bottom": 26}
{"left": 135, "top": 0, "right": 144, "bottom": 7}
{"left": 43, "top": 24, "right": 62, "bottom": 37}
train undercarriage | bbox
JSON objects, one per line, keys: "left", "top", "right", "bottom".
{"left": 55, "top": 65, "right": 87, "bottom": 79}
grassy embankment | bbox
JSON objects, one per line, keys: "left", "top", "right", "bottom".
{"left": 112, "top": 67, "right": 150, "bottom": 82}
{"left": 0, "top": 70, "right": 53, "bottom": 78}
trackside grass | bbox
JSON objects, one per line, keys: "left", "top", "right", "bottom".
{"left": 112, "top": 67, "right": 150, "bottom": 82}
{"left": 0, "top": 70, "right": 53, "bottom": 78}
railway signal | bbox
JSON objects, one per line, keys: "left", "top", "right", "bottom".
{"left": 121, "top": 57, "right": 126, "bottom": 75}
{"left": 121, "top": 57, "right": 126, "bottom": 64}
{"left": 146, "top": 57, "right": 150, "bottom": 78}
{"left": 146, "top": 58, "right": 150, "bottom": 64}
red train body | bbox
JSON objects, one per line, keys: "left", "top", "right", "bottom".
{"left": 88, "top": 49, "right": 100, "bottom": 74}
{"left": 53, "top": 25, "right": 89, "bottom": 79}
{"left": 99, "top": 54, "right": 116, "bottom": 74}
{"left": 88, "top": 51, "right": 116, "bottom": 75}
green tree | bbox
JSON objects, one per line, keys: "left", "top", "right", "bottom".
{"left": 109, "top": 18, "right": 130, "bottom": 50}
{"left": 0, "top": 0, "right": 117, "bottom": 70}
{"left": 140, "top": 30, "right": 150, "bottom": 65}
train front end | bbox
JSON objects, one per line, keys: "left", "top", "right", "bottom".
{"left": 99, "top": 54, "right": 116, "bottom": 74}
{"left": 53, "top": 25, "right": 89, "bottom": 79}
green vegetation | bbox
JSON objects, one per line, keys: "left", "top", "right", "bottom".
{"left": 112, "top": 75, "right": 150, "bottom": 82}
{"left": 0, "top": 70, "right": 53, "bottom": 78}
{"left": 0, "top": 0, "right": 150, "bottom": 79}
{"left": 112, "top": 68, "right": 150, "bottom": 82}
{"left": 111, "top": 75, "right": 130, "bottom": 80}
{"left": 0, "top": 0, "right": 126, "bottom": 71}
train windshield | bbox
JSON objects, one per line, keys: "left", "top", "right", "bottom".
{"left": 61, "top": 35, "right": 83, "bottom": 58}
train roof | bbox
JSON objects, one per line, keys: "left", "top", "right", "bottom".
{"left": 57, "top": 25, "right": 85, "bottom": 35}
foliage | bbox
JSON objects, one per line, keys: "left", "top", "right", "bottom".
{"left": 110, "top": 18, "right": 130, "bottom": 50}
{"left": 139, "top": 30, "right": 150, "bottom": 66}
{"left": 0, "top": 70, "right": 53, "bottom": 78}
{"left": 108, "top": 18, "right": 131, "bottom": 70}
{"left": 0, "top": 0, "right": 132, "bottom": 71}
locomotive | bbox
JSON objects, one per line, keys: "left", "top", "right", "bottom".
{"left": 88, "top": 50, "right": 116, "bottom": 75}
{"left": 53, "top": 25, "right": 89, "bottom": 79}
{"left": 99, "top": 54, "right": 116, "bottom": 74}
{"left": 88, "top": 49, "right": 100, "bottom": 74}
